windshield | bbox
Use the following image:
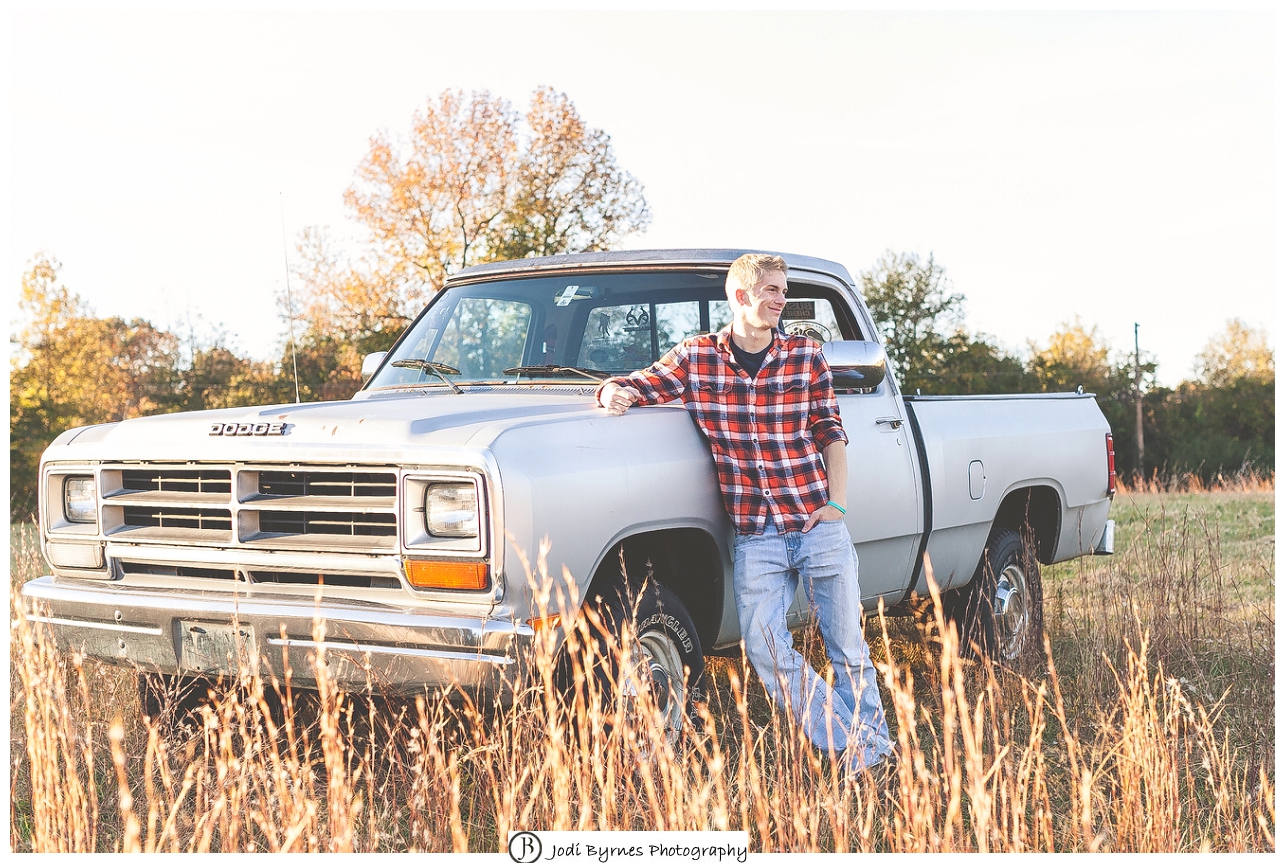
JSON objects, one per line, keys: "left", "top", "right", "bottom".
{"left": 366, "top": 270, "right": 857, "bottom": 390}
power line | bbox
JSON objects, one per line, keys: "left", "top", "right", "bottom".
{"left": 1135, "top": 322, "right": 1144, "bottom": 476}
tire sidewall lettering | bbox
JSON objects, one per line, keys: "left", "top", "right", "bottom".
{"left": 637, "top": 611, "right": 693, "bottom": 654}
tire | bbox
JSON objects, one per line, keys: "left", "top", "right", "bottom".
{"left": 560, "top": 576, "right": 705, "bottom": 742}
{"left": 943, "top": 528, "right": 1044, "bottom": 668}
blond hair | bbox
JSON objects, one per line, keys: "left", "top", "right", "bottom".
{"left": 726, "top": 253, "right": 788, "bottom": 305}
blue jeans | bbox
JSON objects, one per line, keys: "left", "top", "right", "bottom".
{"left": 733, "top": 519, "right": 892, "bottom": 772}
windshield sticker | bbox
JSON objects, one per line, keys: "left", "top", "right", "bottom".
{"left": 623, "top": 306, "right": 650, "bottom": 332}
{"left": 554, "top": 285, "right": 598, "bottom": 306}
{"left": 621, "top": 345, "right": 649, "bottom": 365}
{"left": 783, "top": 301, "right": 816, "bottom": 320}
{"left": 785, "top": 320, "right": 832, "bottom": 343}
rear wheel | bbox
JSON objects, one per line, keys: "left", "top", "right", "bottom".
{"left": 943, "top": 528, "right": 1044, "bottom": 668}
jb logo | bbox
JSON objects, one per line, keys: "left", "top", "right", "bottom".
{"left": 508, "top": 831, "right": 542, "bottom": 863}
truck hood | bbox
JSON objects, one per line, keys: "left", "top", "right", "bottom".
{"left": 47, "top": 388, "right": 617, "bottom": 463}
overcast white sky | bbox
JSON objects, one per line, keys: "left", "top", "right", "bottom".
{"left": 8, "top": 9, "right": 1275, "bottom": 386}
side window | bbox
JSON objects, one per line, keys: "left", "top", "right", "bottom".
{"left": 434, "top": 298, "right": 533, "bottom": 378}
{"left": 780, "top": 297, "right": 843, "bottom": 344}
{"left": 572, "top": 292, "right": 852, "bottom": 371}
{"left": 709, "top": 300, "right": 733, "bottom": 333}
{"left": 656, "top": 301, "right": 702, "bottom": 355}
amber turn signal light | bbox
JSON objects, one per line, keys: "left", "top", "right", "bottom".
{"left": 529, "top": 613, "right": 562, "bottom": 632}
{"left": 404, "top": 560, "right": 489, "bottom": 590}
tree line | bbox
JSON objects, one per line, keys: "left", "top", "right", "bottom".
{"left": 860, "top": 251, "right": 1274, "bottom": 486}
{"left": 9, "top": 88, "right": 1274, "bottom": 517}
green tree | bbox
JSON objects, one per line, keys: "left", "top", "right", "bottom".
{"left": 1150, "top": 378, "right": 1274, "bottom": 480}
{"left": 289, "top": 86, "right": 651, "bottom": 401}
{"left": 10, "top": 255, "right": 180, "bottom": 515}
{"left": 1026, "top": 319, "right": 1158, "bottom": 477}
{"left": 933, "top": 331, "right": 1037, "bottom": 394}
{"left": 1145, "top": 320, "right": 1275, "bottom": 481}
{"left": 1195, "top": 318, "right": 1274, "bottom": 387}
{"left": 1021, "top": 317, "right": 1272, "bottom": 482}
{"left": 177, "top": 344, "right": 289, "bottom": 412}
{"left": 860, "top": 251, "right": 962, "bottom": 384}
{"left": 860, "top": 251, "right": 1032, "bottom": 394}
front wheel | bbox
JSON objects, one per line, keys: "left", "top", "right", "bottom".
{"left": 943, "top": 528, "right": 1044, "bottom": 668}
{"left": 561, "top": 577, "right": 704, "bottom": 742}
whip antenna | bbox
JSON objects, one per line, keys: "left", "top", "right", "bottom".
{"left": 279, "top": 194, "right": 302, "bottom": 403}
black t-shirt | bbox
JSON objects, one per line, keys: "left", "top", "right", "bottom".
{"left": 729, "top": 336, "right": 771, "bottom": 379}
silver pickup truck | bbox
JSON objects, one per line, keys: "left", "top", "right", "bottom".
{"left": 24, "top": 249, "right": 1115, "bottom": 725}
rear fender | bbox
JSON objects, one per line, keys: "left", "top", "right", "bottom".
{"left": 991, "top": 484, "right": 1063, "bottom": 564}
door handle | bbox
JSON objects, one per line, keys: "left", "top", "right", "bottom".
{"left": 875, "top": 417, "right": 903, "bottom": 429}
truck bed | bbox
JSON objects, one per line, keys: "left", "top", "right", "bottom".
{"left": 902, "top": 391, "right": 1113, "bottom": 596}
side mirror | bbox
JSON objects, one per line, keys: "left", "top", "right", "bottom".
{"left": 822, "top": 340, "right": 887, "bottom": 390}
{"left": 361, "top": 351, "right": 388, "bottom": 378}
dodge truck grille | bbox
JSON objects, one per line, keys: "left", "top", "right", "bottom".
{"left": 119, "top": 562, "right": 239, "bottom": 580}
{"left": 123, "top": 507, "right": 233, "bottom": 532}
{"left": 114, "top": 561, "right": 401, "bottom": 590}
{"left": 249, "top": 570, "right": 402, "bottom": 589}
{"left": 99, "top": 464, "right": 400, "bottom": 552}
{"left": 257, "top": 471, "right": 395, "bottom": 498}
{"left": 122, "top": 469, "right": 232, "bottom": 495}
{"left": 257, "top": 511, "right": 396, "bottom": 537}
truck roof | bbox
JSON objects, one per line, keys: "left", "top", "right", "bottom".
{"left": 449, "top": 248, "right": 856, "bottom": 287}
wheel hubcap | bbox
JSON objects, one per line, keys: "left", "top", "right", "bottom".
{"left": 631, "top": 631, "right": 686, "bottom": 740}
{"left": 994, "top": 562, "right": 1030, "bottom": 662}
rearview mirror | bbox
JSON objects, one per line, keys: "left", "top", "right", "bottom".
{"left": 361, "top": 351, "right": 388, "bottom": 378}
{"left": 822, "top": 340, "right": 887, "bottom": 390}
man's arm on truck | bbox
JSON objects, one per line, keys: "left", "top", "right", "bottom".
{"left": 595, "top": 342, "right": 693, "bottom": 414}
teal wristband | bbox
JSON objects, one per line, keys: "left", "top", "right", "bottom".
{"left": 825, "top": 501, "right": 847, "bottom": 515}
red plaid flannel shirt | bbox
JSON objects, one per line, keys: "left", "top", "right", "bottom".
{"left": 600, "top": 328, "right": 848, "bottom": 535}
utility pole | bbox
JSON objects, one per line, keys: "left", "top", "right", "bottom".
{"left": 1134, "top": 323, "right": 1144, "bottom": 478}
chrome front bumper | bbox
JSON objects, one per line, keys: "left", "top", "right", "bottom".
{"left": 20, "top": 576, "right": 532, "bottom": 696}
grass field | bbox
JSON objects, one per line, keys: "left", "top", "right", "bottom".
{"left": 9, "top": 488, "right": 1275, "bottom": 852}
{"left": 1042, "top": 489, "right": 1275, "bottom": 769}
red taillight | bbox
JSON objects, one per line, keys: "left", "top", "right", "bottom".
{"left": 1105, "top": 432, "right": 1117, "bottom": 496}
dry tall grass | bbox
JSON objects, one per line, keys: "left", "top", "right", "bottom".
{"left": 1120, "top": 465, "right": 1274, "bottom": 495}
{"left": 9, "top": 493, "right": 1276, "bottom": 852}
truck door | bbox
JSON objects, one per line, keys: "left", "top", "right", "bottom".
{"left": 777, "top": 296, "right": 924, "bottom": 620}
{"left": 835, "top": 383, "right": 922, "bottom": 603}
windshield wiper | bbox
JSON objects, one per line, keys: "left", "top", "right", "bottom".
{"left": 389, "top": 359, "right": 464, "bottom": 394}
{"left": 502, "top": 365, "right": 608, "bottom": 382}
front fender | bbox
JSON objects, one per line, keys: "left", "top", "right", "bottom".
{"left": 488, "top": 405, "right": 728, "bottom": 625}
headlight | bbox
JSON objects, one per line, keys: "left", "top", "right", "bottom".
{"left": 425, "top": 483, "right": 479, "bottom": 537}
{"left": 63, "top": 476, "right": 97, "bottom": 524}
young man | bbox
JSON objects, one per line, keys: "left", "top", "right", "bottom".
{"left": 596, "top": 253, "right": 893, "bottom": 774}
